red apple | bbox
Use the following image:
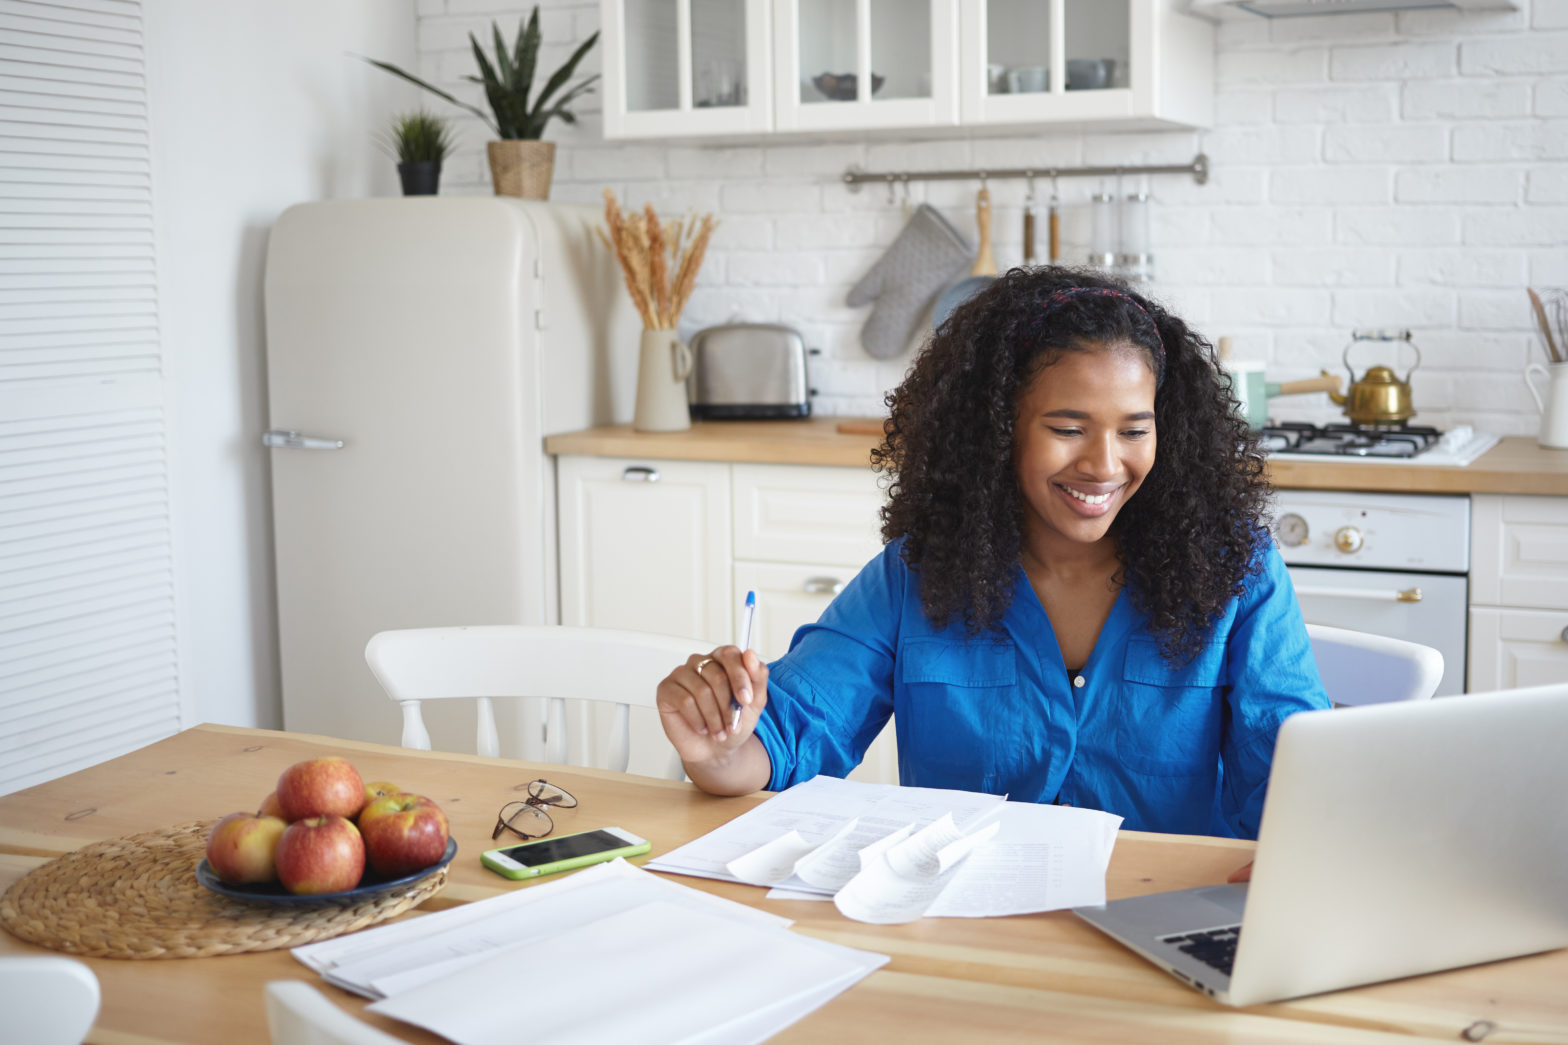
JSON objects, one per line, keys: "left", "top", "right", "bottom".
{"left": 275, "top": 815, "right": 365, "bottom": 895}
{"left": 258, "top": 790, "right": 285, "bottom": 820}
{"left": 205, "top": 812, "right": 287, "bottom": 884}
{"left": 358, "top": 793, "right": 450, "bottom": 877}
{"left": 276, "top": 757, "right": 365, "bottom": 821}
{"left": 362, "top": 780, "right": 399, "bottom": 810}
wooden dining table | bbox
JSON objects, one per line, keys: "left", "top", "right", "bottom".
{"left": 1, "top": 724, "right": 1564, "bottom": 1044}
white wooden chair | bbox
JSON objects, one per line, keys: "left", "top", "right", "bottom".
{"left": 0, "top": 956, "right": 99, "bottom": 1045}
{"left": 1306, "top": 623, "right": 1444, "bottom": 707}
{"left": 364, "top": 625, "right": 713, "bottom": 779}
{"left": 264, "top": 980, "right": 406, "bottom": 1045}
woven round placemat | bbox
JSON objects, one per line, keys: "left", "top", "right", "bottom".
{"left": 0, "top": 819, "right": 447, "bottom": 959}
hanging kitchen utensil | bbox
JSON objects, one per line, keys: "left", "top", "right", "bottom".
{"left": 1323, "top": 329, "right": 1421, "bottom": 427}
{"left": 933, "top": 185, "right": 998, "bottom": 328}
{"left": 1023, "top": 175, "right": 1037, "bottom": 266}
{"left": 1048, "top": 173, "right": 1061, "bottom": 264}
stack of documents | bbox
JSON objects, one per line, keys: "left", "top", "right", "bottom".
{"left": 645, "top": 775, "right": 1122, "bottom": 924}
{"left": 294, "top": 859, "right": 887, "bottom": 1045}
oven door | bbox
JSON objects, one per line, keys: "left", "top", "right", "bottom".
{"left": 1287, "top": 566, "right": 1468, "bottom": 697}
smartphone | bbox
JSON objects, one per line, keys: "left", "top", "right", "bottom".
{"left": 481, "top": 826, "right": 650, "bottom": 879}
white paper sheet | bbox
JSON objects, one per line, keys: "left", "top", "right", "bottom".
{"left": 650, "top": 776, "right": 1123, "bottom": 923}
{"left": 646, "top": 775, "right": 1008, "bottom": 885}
{"left": 923, "top": 801, "right": 1122, "bottom": 917}
{"left": 367, "top": 900, "right": 888, "bottom": 1045}
{"left": 294, "top": 859, "right": 791, "bottom": 999}
{"left": 832, "top": 815, "right": 1003, "bottom": 924}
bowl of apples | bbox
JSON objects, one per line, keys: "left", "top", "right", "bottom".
{"left": 197, "top": 757, "right": 456, "bottom": 906}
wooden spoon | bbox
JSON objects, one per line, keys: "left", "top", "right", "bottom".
{"left": 972, "top": 187, "right": 996, "bottom": 276}
{"left": 1528, "top": 287, "right": 1561, "bottom": 363}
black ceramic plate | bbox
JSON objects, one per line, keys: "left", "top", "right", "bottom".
{"left": 196, "top": 838, "right": 457, "bottom": 907}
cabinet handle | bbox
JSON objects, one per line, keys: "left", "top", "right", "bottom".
{"left": 803, "top": 577, "right": 844, "bottom": 596}
{"left": 621, "top": 466, "right": 660, "bottom": 483}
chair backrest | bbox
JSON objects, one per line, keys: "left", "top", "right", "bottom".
{"left": 1306, "top": 623, "right": 1444, "bottom": 707}
{"left": 365, "top": 625, "right": 712, "bottom": 778}
{"left": 0, "top": 956, "right": 99, "bottom": 1045}
{"left": 265, "top": 980, "right": 406, "bottom": 1045}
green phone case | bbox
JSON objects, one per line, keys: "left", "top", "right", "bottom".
{"left": 480, "top": 828, "right": 651, "bottom": 879}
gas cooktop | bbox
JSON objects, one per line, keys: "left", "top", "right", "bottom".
{"left": 1261, "top": 423, "right": 1499, "bottom": 466}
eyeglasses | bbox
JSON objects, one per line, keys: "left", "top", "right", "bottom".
{"left": 491, "top": 779, "right": 578, "bottom": 841}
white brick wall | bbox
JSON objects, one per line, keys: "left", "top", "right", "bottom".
{"left": 416, "top": 1, "right": 1568, "bottom": 436}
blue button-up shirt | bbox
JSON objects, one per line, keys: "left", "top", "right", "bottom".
{"left": 752, "top": 539, "right": 1328, "bottom": 839}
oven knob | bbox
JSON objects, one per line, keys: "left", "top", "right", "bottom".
{"left": 1334, "top": 526, "right": 1364, "bottom": 554}
{"left": 1275, "top": 513, "right": 1309, "bottom": 548}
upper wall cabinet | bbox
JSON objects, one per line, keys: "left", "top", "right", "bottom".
{"left": 601, "top": 0, "right": 774, "bottom": 139}
{"left": 600, "top": 0, "right": 1212, "bottom": 140}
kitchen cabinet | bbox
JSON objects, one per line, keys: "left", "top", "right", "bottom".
{"left": 1468, "top": 494, "right": 1568, "bottom": 691}
{"left": 557, "top": 454, "right": 901, "bottom": 783}
{"left": 599, "top": 0, "right": 1213, "bottom": 140}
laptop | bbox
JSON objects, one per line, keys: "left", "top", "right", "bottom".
{"left": 1073, "top": 682, "right": 1568, "bottom": 1007}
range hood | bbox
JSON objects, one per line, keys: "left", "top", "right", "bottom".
{"left": 1190, "top": 0, "right": 1515, "bottom": 17}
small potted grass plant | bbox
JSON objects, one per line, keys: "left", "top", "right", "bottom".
{"left": 361, "top": 6, "right": 598, "bottom": 199}
{"left": 383, "top": 110, "right": 455, "bottom": 196}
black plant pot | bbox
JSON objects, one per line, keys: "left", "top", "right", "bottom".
{"left": 397, "top": 161, "right": 441, "bottom": 197}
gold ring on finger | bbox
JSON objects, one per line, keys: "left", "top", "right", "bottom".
{"left": 696, "top": 657, "right": 715, "bottom": 674}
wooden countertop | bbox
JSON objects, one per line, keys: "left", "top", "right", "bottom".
{"left": 545, "top": 421, "right": 1568, "bottom": 496}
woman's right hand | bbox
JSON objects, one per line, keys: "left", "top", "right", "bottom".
{"left": 655, "top": 646, "right": 769, "bottom": 769}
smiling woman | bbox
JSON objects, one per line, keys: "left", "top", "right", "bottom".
{"left": 653, "top": 267, "right": 1330, "bottom": 843}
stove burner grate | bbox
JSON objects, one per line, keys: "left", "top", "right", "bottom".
{"left": 1262, "top": 422, "right": 1444, "bottom": 459}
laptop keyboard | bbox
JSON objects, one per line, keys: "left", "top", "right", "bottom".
{"left": 1160, "top": 926, "right": 1241, "bottom": 977}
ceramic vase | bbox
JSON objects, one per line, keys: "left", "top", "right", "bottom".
{"left": 633, "top": 329, "right": 693, "bottom": 432}
{"left": 1525, "top": 361, "right": 1568, "bottom": 449}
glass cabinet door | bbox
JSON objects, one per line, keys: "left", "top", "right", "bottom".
{"left": 960, "top": 0, "right": 1141, "bottom": 125}
{"left": 775, "top": 0, "right": 957, "bottom": 131}
{"left": 603, "top": 0, "right": 771, "bottom": 138}
{"left": 983, "top": 0, "right": 1050, "bottom": 98}
{"left": 1064, "top": 0, "right": 1129, "bottom": 93}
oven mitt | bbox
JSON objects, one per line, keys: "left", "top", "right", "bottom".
{"left": 847, "top": 204, "right": 972, "bottom": 359}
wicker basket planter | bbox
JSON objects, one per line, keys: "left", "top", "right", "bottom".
{"left": 487, "top": 140, "right": 555, "bottom": 199}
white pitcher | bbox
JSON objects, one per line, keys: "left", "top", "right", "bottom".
{"left": 1524, "top": 361, "right": 1568, "bottom": 450}
{"left": 633, "top": 328, "right": 694, "bottom": 432}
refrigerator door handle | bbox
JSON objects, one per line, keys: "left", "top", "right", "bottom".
{"left": 263, "top": 429, "right": 345, "bottom": 451}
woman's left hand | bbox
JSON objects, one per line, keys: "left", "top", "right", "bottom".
{"left": 1227, "top": 861, "right": 1253, "bottom": 883}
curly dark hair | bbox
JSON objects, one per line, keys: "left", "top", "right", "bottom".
{"left": 872, "top": 265, "right": 1271, "bottom": 662}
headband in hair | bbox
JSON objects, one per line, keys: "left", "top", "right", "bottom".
{"left": 1025, "top": 286, "right": 1166, "bottom": 385}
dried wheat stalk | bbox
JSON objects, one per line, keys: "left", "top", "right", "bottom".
{"left": 601, "top": 188, "right": 717, "bottom": 330}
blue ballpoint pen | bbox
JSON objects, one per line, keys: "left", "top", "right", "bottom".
{"left": 733, "top": 590, "right": 756, "bottom": 730}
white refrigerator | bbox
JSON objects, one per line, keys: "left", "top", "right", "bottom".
{"left": 262, "top": 198, "right": 641, "bottom": 756}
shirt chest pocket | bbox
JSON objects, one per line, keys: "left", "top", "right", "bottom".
{"left": 1116, "top": 638, "right": 1226, "bottom": 778}
{"left": 897, "top": 639, "right": 1019, "bottom": 783}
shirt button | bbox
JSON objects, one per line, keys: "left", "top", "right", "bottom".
{"left": 1073, "top": 674, "right": 1086, "bottom": 688}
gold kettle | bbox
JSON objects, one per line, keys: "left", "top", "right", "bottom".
{"left": 1321, "top": 329, "right": 1421, "bottom": 427}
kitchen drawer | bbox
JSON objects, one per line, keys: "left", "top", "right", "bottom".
{"left": 1468, "top": 606, "right": 1568, "bottom": 691}
{"left": 733, "top": 463, "right": 885, "bottom": 567}
{"left": 1471, "top": 494, "right": 1568, "bottom": 611}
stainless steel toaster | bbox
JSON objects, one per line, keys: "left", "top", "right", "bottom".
{"left": 687, "top": 323, "right": 812, "bottom": 420}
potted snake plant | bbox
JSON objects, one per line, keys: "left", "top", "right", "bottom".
{"left": 361, "top": 6, "right": 598, "bottom": 199}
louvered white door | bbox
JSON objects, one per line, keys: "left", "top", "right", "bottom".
{"left": 0, "top": 0, "right": 182, "bottom": 794}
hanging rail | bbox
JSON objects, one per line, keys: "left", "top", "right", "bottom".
{"left": 842, "top": 152, "right": 1208, "bottom": 191}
